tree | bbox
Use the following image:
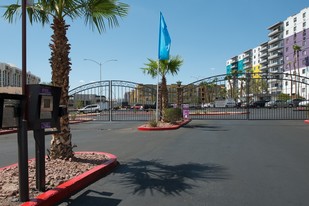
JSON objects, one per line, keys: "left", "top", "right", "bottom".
{"left": 142, "top": 56, "right": 183, "bottom": 121}
{"left": 3, "top": 0, "right": 129, "bottom": 159}
{"left": 293, "top": 44, "right": 301, "bottom": 98}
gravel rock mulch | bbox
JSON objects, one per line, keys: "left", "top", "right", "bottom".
{"left": 0, "top": 152, "right": 108, "bottom": 206}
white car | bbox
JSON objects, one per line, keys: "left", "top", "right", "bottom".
{"left": 298, "top": 100, "right": 309, "bottom": 107}
{"left": 77, "top": 104, "right": 101, "bottom": 114}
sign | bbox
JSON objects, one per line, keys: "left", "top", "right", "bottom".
{"left": 182, "top": 104, "right": 189, "bottom": 119}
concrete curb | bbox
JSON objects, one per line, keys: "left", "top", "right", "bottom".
{"left": 138, "top": 119, "right": 191, "bottom": 131}
{"left": 20, "top": 151, "right": 118, "bottom": 206}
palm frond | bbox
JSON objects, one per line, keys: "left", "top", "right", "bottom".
{"left": 82, "top": 0, "right": 129, "bottom": 33}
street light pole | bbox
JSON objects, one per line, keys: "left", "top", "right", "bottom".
{"left": 84, "top": 58, "right": 117, "bottom": 104}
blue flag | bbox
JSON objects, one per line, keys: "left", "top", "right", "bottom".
{"left": 158, "top": 12, "right": 171, "bottom": 60}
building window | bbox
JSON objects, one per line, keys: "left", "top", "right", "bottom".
{"left": 294, "top": 17, "right": 297, "bottom": 22}
{"left": 304, "top": 22, "right": 306, "bottom": 27}
{"left": 303, "top": 50, "right": 307, "bottom": 55}
{"left": 286, "top": 56, "right": 289, "bottom": 61}
{"left": 294, "top": 26, "right": 297, "bottom": 31}
{"left": 303, "top": 41, "right": 307, "bottom": 46}
{"left": 285, "top": 81, "right": 288, "bottom": 86}
{"left": 286, "top": 47, "right": 289, "bottom": 52}
{"left": 286, "top": 21, "right": 289, "bottom": 26}
{"left": 302, "top": 69, "right": 306, "bottom": 74}
{"left": 303, "top": 12, "right": 306, "bottom": 18}
{"left": 304, "top": 30, "right": 307, "bottom": 36}
{"left": 286, "top": 38, "right": 289, "bottom": 44}
{"left": 286, "top": 30, "right": 289, "bottom": 35}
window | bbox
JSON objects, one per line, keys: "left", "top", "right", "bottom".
{"left": 303, "top": 12, "right": 306, "bottom": 18}
{"left": 286, "top": 38, "right": 289, "bottom": 43}
{"left": 286, "top": 30, "right": 289, "bottom": 35}
{"left": 294, "top": 26, "right": 297, "bottom": 31}
{"left": 294, "top": 17, "right": 297, "bottom": 22}
{"left": 286, "top": 47, "right": 289, "bottom": 52}
{"left": 286, "top": 21, "right": 289, "bottom": 26}
{"left": 286, "top": 56, "right": 289, "bottom": 61}
{"left": 302, "top": 69, "right": 306, "bottom": 74}
{"left": 285, "top": 81, "right": 288, "bottom": 86}
{"left": 304, "top": 22, "right": 306, "bottom": 27}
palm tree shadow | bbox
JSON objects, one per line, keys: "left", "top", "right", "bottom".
{"left": 113, "top": 159, "right": 229, "bottom": 196}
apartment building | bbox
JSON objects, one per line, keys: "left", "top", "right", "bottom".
{"left": 0, "top": 62, "right": 40, "bottom": 94}
{"left": 267, "top": 22, "right": 284, "bottom": 94}
{"left": 226, "top": 7, "right": 309, "bottom": 99}
{"left": 282, "top": 7, "right": 309, "bottom": 98}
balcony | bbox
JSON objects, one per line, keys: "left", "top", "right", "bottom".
{"left": 243, "top": 59, "right": 250, "bottom": 63}
{"left": 268, "top": 28, "right": 281, "bottom": 37}
{"left": 260, "top": 59, "right": 268, "bottom": 64}
{"left": 268, "top": 53, "right": 279, "bottom": 60}
{"left": 261, "top": 46, "right": 268, "bottom": 51}
{"left": 260, "top": 52, "right": 268, "bottom": 58}
{"left": 268, "top": 36, "right": 281, "bottom": 44}
{"left": 268, "top": 45, "right": 282, "bottom": 52}
{"left": 268, "top": 62, "right": 279, "bottom": 67}
{"left": 231, "top": 64, "right": 237, "bottom": 69}
{"left": 260, "top": 65, "right": 268, "bottom": 70}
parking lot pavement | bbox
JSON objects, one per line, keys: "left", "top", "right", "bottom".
{"left": 1, "top": 120, "right": 309, "bottom": 206}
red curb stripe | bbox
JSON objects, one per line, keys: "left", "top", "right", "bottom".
{"left": 20, "top": 151, "right": 117, "bottom": 206}
{"left": 304, "top": 120, "right": 309, "bottom": 124}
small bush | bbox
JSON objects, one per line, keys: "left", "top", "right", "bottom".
{"left": 148, "top": 119, "right": 158, "bottom": 127}
{"left": 163, "top": 108, "right": 182, "bottom": 124}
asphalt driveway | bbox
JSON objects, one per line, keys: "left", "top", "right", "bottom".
{"left": 1, "top": 120, "right": 309, "bottom": 206}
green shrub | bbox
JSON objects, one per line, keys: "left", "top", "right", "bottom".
{"left": 148, "top": 119, "right": 158, "bottom": 127}
{"left": 163, "top": 108, "right": 182, "bottom": 124}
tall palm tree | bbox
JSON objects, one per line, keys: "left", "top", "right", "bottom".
{"left": 142, "top": 55, "right": 183, "bottom": 121}
{"left": 3, "top": 0, "right": 129, "bottom": 159}
{"left": 293, "top": 44, "right": 301, "bottom": 98}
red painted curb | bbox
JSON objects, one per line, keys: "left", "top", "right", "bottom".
{"left": 20, "top": 151, "right": 118, "bottom": 206}
{"left": 304, "top": 120, "right": 309, "bottom": 124}
{"left": 138, "top": 119, "right": 191, "bottom": 131}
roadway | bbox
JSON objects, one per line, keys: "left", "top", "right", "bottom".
{"left": 1, "top": 120, "right": 309, "bottom": 206}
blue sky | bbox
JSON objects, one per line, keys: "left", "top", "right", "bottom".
{"left": 1, "top": 1, "right": 309, "bottom": 90}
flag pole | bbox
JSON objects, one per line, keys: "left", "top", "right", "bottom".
{"left": 156, "top": 60, "right": 160, "bottom": 122}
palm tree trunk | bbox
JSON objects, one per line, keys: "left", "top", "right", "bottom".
{"left": 161, "top": 75, "right": 168, "bottom": 121}
{"left": 49, "top": 18, "right": 74, "bottom": 160}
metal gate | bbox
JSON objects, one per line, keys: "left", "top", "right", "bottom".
{"left": 68, "top": 72, "right": 309, "bottom": 122}
{"left": 182, "top": 72, "right": 309, "bottom": 120}
{"left": 68, "top": 80, "right": 157, "bottom": 121}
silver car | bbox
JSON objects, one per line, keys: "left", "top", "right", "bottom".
{"left": 77, "top": 104, "right": 101, "bottom": 114}
{"left": 265, "top": 100, "right": 288, "bottom": 108}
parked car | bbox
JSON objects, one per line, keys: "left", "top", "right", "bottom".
{"left": 286, "top": 98, "right": 306, "bottom": 107}
{"left": 265, "top": 100, "right": 288, "bottom": 108}
{"left": 131, "top": 103, "right": 143, "bottom": 110}
{"left": 249, "top": 100, "right": 269, "bottom": 108}
{"left": 77, "top": 104, "right": 101, "bottom": 114}
{"left": 225, "top": 99, "right": 236, "bottom": 107}
{"left": 201, "top": 102, "right": 215, "bottom": 108}
{"left": 298, "top": 100, "right": 309, "bottom": 107}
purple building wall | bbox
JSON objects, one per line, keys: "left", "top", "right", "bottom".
{"left": 283, "top": 27, "right": 309, "bottom": 71}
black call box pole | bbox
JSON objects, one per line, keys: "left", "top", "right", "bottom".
{"left": 27, "top": 84, "right": 62, "bottom": 192}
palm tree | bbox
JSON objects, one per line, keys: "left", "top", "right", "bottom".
{"left": 142, "top": 55, "right": 183, "bottom": 121}
{"left": 3, "top": 0, "right": 129, "bottom": 159}
{"left": 293, "top": 44, "right": 301, "bottom": 98}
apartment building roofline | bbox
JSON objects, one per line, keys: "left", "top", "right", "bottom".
{"left": 267, "top": 21, "right": 283, "bottom": 30}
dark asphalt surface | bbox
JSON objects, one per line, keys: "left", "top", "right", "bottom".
{"left": 1, "top": 120, "right": 309, "bottom": 206}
